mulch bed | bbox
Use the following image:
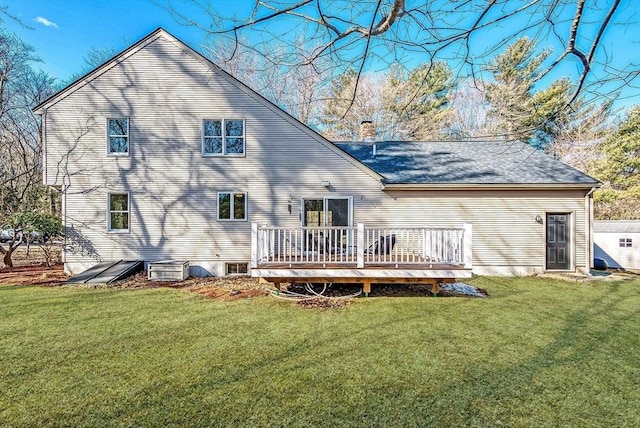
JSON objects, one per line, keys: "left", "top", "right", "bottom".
{"left": 0, "top": 264, "right": 489, "bottom": 302}
{"left": 0, "top": 266, "right": 271, "bottom": 301}
{"left": 0, "top": 264, "right": 68, "bottom": 286}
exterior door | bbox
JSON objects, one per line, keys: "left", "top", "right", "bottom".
{"left": 546, "top": 213, "right": 571, "bottom": 270}
{"left": 302, "top": 197, "right": 352, "bottom": 228}
{"left": 302, "top": 197, "right": 353, "bottom": 252}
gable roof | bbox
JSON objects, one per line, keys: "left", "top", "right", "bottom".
{"left": 336, "top": 141, "right": 600, "bottom": 189}
{"left": 33, "top": 28, "right": 382, "bottom": 182}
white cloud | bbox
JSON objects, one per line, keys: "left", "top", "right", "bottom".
{"left": 35, "top": 16, "right": 58, "bottom": 28}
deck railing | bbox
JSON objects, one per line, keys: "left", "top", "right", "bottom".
{"left": 251, "top": 223, "right": 472, "bottom": 269}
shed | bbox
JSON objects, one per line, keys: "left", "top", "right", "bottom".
{"left": 593, "top": 220, "right": 640, "bottom": 270}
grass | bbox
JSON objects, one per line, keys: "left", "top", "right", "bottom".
{"left": 1, "top": 276, "right": 638, "bottom": 427}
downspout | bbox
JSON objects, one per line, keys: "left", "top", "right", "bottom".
{"left": 585, "top": 187, "right": 596, "bottom": 273}
{"left": 41, "top": 109, "right": 47, "bottom": 186}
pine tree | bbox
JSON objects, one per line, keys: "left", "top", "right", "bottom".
{"left": 591, "top": 106, "right": 640, "bottom": 219}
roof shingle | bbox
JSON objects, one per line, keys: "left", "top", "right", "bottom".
{"left": 336, "top": 141, "right": 599, "bottom": 185}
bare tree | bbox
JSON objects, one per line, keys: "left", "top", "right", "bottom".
{"left": 165, "top": 0, "right": 638, "bottom": 120}
{"left": 546, "top": 99, "right": 614, "bottom": 171}
{"left": 0, "top": 30, "right": 54, "bottom": 218}
{"left": 204, "top": 35, "right": 331, "bottom": 127}
{"left": 444, "top": 79, "right": 495, "bottom": 139}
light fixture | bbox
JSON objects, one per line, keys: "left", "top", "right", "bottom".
{"left": 535, "top": 215, "right": 543, "bottom": 223}
{"left": 322, "top": 181, "right": 331, "bottom": 188}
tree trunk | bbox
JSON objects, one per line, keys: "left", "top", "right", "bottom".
{"left": 3, "top": 248, "right": 14, "bottom": 267}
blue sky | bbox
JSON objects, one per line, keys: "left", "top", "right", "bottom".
{"left": 3, "top": 0, "right": 208, "bottom": 79}
{"left": 3, "top": 0, "right": 640, "bottom": 109}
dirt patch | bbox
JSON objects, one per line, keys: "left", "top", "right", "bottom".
{"left": 79, "top": 272, "right": 271, "bottom": 301}
{"left": 296, "top": 297, "right": 352, "bottom": 308}
{"left": 0, "top": 266, "right": 270, "bottom": 301}
{"left": 0, "top": 262, "right": 487, "bottom": 302}
{"left": 0, "top": 246, "right": 62, "bottom": 269}
{"left": 0, "top": 264, "right": 67, "bottom": 286}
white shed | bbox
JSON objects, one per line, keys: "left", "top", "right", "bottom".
{"left": 594, "top": 220, "right": 640, "bottom": 270}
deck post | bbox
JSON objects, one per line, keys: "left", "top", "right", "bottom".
{"left": 463, "top": 223, "right": 473, "bottom": 269}
{"left": 250, "top": 222, "right": 259, "bottom": 268}
{"left": 357, "top": 223, "right": 365, "bottom": 268}
{"left": 363, "top": 279, "right": 371, "bottom": 297}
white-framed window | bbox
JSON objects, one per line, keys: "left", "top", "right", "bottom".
{"left": 619, "top": 238, "right": 632, "bottom": 248}
{"left": 202, "top": 119, "right": 245, "bottom": 156}
{"left": 217, "top": 192, "right": 247, "bottom": 221}
{"left": 226, "top": 262, "right": 248, "bottom": 275}
{"left": 107, "top": 118, "right": 129, "bottom": 155}
{"left": 108, "top": 193, "right": 130, "bottom": 232}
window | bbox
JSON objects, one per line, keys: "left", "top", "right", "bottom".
{"left": 107, "top": 118, "right": 129, "bottom": 155}
{"left": 226, "top": 263, "right": 248, "bottom": 275}
{"left": 218, "top": 192, "right": 247, "bottom": 221}
{"left": 620, "top": 238, "right": 633, "bottom": 248}
{"left": 203, "top": 119, "right": 245, "bottom": 156}
{"left": 108, "top": 193, "right": 129, "bottom": 231}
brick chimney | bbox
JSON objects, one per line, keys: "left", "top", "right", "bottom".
{"left": 359, "top": 120, "right": 376, "bottom": 141}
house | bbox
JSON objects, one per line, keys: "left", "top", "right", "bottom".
{"left": 34, "top": 28, "right": 600, "bottom": 289}
{"left": 594, "top": 220, "right": 640, "bottom": 270}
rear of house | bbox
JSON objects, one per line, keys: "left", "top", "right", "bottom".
{"left": 35, "top": 28, "right": 600, "bottom": 280}
{"left": 338, "top": 142, "right": 599, "bottom": 276}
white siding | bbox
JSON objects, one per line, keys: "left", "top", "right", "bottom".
{"left": 44, "top": 34, "right": 384, "bottom": 275}
{"left": 43, "top": 32, "right": 593, "bottom": 276}
{"left": 376, "top": 190, "right": 589, "bottom": 275}
{"left": 594, "top": 232, "right": 640, "bottom": 269}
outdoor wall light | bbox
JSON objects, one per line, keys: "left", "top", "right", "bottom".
{"left": 535, "top": 215, "right": 543, "bottom": 223}
{"left": 322, "top": 181, "right": 331, "bottom": 188}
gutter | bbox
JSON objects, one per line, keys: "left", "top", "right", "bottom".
{"left": 382, "top": 182, "right": 602, "bottom": 191}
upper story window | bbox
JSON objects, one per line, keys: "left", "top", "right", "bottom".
{"left": 108, "top": 193, "right": 129, "bottom": 232}
{"left": 218, "top": 192, "right": 247, "bottom": 221}
{"left": 619, "top": 238, "right": 632, "bottom": 248}
{"left": 107, "top": 118, "right": 129, "bottom": 155}
{"left": 203, "top": 119, "right": 245, "bottom": 156}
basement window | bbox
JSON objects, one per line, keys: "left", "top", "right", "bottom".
{"left": 226, "top": 263, "right": 248, "bottom": 275}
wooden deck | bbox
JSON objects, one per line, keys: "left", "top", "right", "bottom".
{"left": 251, "top": 261, "right": 471, "bottom": 296}
{"left": 250, "top": 223, "right": 473, "bottom": 295}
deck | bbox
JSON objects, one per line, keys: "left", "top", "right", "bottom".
{"left": 250, "top": 223, "right": 472, "bottom": 295}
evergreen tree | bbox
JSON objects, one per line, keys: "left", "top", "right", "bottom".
{"left": 590, "top": 106, "right": 640, "bottom": 219}
{"left": 381, "top": 62, "right": 453, "bottom": 140}
{"left": 485, "top": 37, "right": 550, "bottom": 141}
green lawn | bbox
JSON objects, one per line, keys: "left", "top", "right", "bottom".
{"left": 1, "top": 277, "right": 638, "bottom": 427}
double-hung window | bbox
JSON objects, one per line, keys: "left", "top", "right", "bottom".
{"left": 108, "top": 193, "right": 130, "bottom": 232}
{"left": 217, "top": 192, "right": 247, "bottom": 221}
{"left": 203, "top": 119, "right": 245, "bottom": 156}
{"left": 107, "top": 118, "right": 129, "bottom": 155}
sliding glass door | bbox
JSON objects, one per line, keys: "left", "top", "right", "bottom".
{"left": 302, "top": 197, "right": 352, "bottom": 228}
{"left": 301, "top": 197, "right": 353, "bottom": 253}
